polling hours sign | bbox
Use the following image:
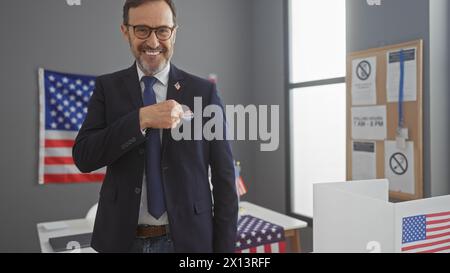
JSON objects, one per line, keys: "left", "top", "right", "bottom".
{"left": 351, "top": 106, "right": 387, "bottom": 140}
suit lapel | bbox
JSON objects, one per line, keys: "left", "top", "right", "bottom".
{"left": 123, "top": 63, "right": 144, "bottom": 109}
{"left": 162, "top": 64, "right": 185, "bottom": 153}
{"left": 166, "top": 65, "right": 184, "bottom": 102}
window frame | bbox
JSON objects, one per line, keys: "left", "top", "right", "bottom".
{"left": 284, "top": 0, "right": 347, "bottom": 226}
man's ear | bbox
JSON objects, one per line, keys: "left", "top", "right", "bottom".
{"left": 120, "top": 25, "right": 130, "bottom": 41}
{"left": 172, "top": 28, "right": 177, "bottom": 44}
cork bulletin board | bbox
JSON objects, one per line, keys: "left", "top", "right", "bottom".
{"left": 346, "top": 40, "right": 423, "bottom": 201}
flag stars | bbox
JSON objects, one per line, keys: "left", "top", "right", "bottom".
{"left": 44, "top": 72, "right": 95, "bottom": 132}
{"left": 236, "top": 215, "right": 285, "bottom": 252}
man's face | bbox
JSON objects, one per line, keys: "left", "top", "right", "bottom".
{"left": 121, "top": 1, "right": 176, "bottom": 76}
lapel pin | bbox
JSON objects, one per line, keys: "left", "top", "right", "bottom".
{"left": 175, "top": 82, "right": 181, "bottom": 91}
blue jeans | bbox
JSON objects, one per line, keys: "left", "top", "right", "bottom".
{"left": 130, "top": 234, "right": 175, "bottom": 253}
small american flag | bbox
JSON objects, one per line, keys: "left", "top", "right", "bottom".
{"left": 235, "top": 215, "right": 286, "bottom": 253}
{"left": 401, "top": 210, "right": 450, "bottom": 253}
{"left": 236, "top": 176, "right": 248, "bottom": 196}
{"left": 234, "top": 161, "right": 248, "bottom": 197}
{"left": 38, "top": 68, "right": 105, "bottom": 184}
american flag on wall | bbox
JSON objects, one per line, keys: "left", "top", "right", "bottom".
{"left": 235, "top": 215, "right": 286, "bottom": 253}
{"left": 401, "top": 210, "right": 450, "bottom": 253}
{"left": 38, "top": 68, "right": 105, "bottom": 184}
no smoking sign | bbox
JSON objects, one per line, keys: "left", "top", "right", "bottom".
{"left": 356, "top": 60, "right": 372, "bottom": 81}
{"left": 389, "top": 152, "right": 408, "bottom": 176}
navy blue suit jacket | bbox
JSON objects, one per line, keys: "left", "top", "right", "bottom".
{"left": 72, "top": 64, "right": 238, "bottom": 253}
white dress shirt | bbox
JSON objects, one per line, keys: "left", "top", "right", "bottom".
{"left": 137, "top": 63, "right": 170, "bottom": 226}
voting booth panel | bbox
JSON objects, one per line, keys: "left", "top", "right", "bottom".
{"left": 314, "top": 180, "right": 450, "bottom": 253}
{"left": 313, "top": 180, "right": 395, "bottom": 253}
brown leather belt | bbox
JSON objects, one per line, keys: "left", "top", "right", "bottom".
{"left": 136, "top": 225, "right": 170, "bottom": 238}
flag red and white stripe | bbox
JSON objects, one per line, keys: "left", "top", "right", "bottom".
{"left": 237, "top": 176, "right": 248, "bottom": 196}
{"left": 39, "top": 131, "right": 105, "bottom": 184}
{"left": 236, "top": 241, "right": 286, "bottom": 253}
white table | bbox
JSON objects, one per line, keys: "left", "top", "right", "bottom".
{"left": 37, "top": 202, "right": 308, "bottom": 253}
{"left": 37, "top": 219, "right": 96, "bottom": 253}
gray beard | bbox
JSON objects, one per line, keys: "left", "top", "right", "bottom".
{"left": 137, "top": 55, "right": 169, "bottom": 76}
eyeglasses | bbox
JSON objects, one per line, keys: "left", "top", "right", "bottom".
{"left": 126, "top": 24, "right": 177, "bottom": 41}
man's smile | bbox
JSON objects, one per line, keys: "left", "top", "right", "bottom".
{"left": 143, "top": 49, "right": 163, "bottom": 56}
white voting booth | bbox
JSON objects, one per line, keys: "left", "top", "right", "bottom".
{"left": 313, "top": 179, "right": 450, "bottom": 253}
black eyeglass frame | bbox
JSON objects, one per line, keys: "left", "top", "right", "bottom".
{"left": 126, "top": 24, "right": 178, "bottom": 41}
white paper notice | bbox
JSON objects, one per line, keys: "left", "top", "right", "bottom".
{"left": 352, "top": 106, "right": 387, "bottom": 140}
{"left": 385, "top": 141, "right": 415, "bottom": 195}
{"left": 386, "top": 48, "right": 417, "bottom": 102}
{"left": 352, "top": 141, "right": 376, "bottom": 180}
{"left": 352, "top": 57, "right": 377, "bottom": 106}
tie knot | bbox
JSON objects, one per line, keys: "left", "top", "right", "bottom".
{"left": 142, "top": 76, "right": 157, "bottom": 90}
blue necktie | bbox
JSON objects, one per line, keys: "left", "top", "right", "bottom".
{"left": 142, "top": 76, "right": 166, "bottom": 219}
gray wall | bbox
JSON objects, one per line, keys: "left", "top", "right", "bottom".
{"left": 245, "top": 0, "right": 286, "bottom": 213}
{"left": 0, "top": 0, "right": 254, "bottom": 252}
{"left": 429, "top": 0, "right": 450, "bottom": 196}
